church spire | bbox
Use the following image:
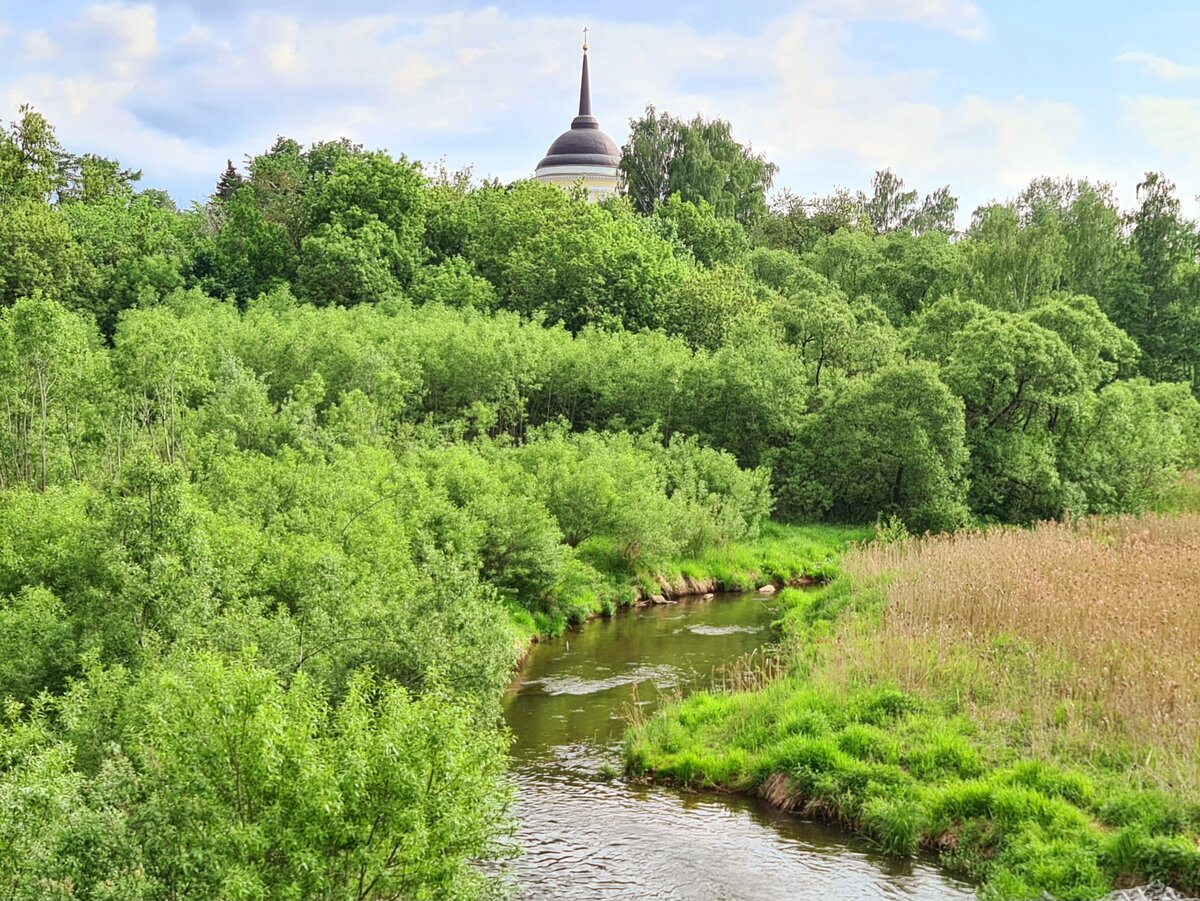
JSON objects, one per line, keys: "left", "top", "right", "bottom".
{"left": 534, "top": 29, "right": 621, "bottom": 201}
{"left": 578, "top": 28, "right": 592, "bottom": 118}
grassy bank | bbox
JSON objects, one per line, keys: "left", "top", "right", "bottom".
{"left": 632, "top": 522, "right": 871, "bottom": 596}
{"left": 625, "top": 515, "right": 1200, "bottom": 900}
{"left": 515, "top": 522, "right": 868, "bottom": 637}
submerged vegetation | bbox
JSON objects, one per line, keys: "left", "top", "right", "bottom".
{"left": 0, "top": 100, "right": 1197, "bottom": 899}
{"left": 626, "top": 515, "right": 1200, "bottom": 899}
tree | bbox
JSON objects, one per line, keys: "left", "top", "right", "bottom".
{"left": 858, "top": 170, "right": 959, "bottom": 236}
{"left": 0, "top": 297, "right": 105, "bottom": 489}
{"left": 462, "top": 181, "right": 688, "bottom": 332}
{"left": 215, "top": 159, "right": 244, "bottom": 201}
{"left": 295, "top": 219, "right": 405, "bottom": 306}
{"left": 0, "top": 658, "right": 513, "bottom": 901}
{"left": 1059, "top": 379, "right": 1200, "bottom": 513}
{"left": 620, "top": 105, "right": 777, "bottom": 225}
{"left": 58, "top": 153, "right": 141, "bottom": 204}
{"left": 651, "top": 194, "right": 749, "bottom": 267}
{"left": 751, "top": 187, "right": 866, "bottom": 254}
{"left": 964, "top": 202, "right": 1066, "bottom": 310}
{"left": 0, "top": 105, "right": 68, "bottom": 202}
{"left": 911, "top": 299, "right": 1085, "bottom": 520}
{"left": 616, "top": 105, "right": 681, "bottom": 216}
{"left": 59, "top": 192, "right": 194, "bottom": 334}
{"left": 1109, "top": 172, "right": 1200, "bottom": 384}
{"left": 662, "top": 264, "right": 766, "bottom": 350}
{"left": 1016, "top": 177, "right": 1124, "bottom": 303}
{"left": 0, "top": 199, "right": 95, "bottom": 308}
{"left": 776, "top": 361, "right": 969, "bottom": 531}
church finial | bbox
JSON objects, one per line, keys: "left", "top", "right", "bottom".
{"left": 578, "top": 30, "right": 592, "bottom": 118}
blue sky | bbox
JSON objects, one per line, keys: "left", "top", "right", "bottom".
{"left": 1, "top": 1, "right": 1197, "bottom": 220}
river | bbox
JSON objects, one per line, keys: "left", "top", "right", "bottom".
{"left": 502, "top": 591, "right": 977, "bottom": 900}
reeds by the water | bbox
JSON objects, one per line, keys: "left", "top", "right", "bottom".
{"left": 712, "top": 645, "right": 785, "bottom": 694}
{"left": 833, "top": 515, "right": 1200, "bottom": 793}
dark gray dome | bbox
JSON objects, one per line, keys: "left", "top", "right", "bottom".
{"left": 537, "top": 115, "right": 621, "bottom": 170}
{"left": 536, "top": 46, "right": 620, "bottom": 172}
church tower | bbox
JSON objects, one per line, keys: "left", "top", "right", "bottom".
{"left": 535, "top": 32, "right": 621, "bottom": 201}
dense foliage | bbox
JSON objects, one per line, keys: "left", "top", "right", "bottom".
{"left": 0, "top": 103, "right": 1198, "bottom": 897}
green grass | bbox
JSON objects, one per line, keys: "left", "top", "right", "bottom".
{"left": 516, "top": 522, "right": 867, "bottom": 638}
{"left": 634, "top": 522, "right": 870, "bottom": 594}
{"left": 517, "top": 521, "right": 867, "bottom": 640}
{"left": 1154, "top": 471, "right": 1200, "bottom": 514}
{"left": 624, "top": 578, "right": 1200, "bottom": 900}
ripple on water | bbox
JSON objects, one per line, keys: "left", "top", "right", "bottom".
{"left": 528, "top": 663, "right": 683, "bottom": 696}
{"left": 506, "top": 772, "right": 975, "bottom": 901}
{"left": 683, "top": 624, "right": 765, "bottom": 636}
{"left": 503, "top": 594, "right": 977, "bottom": 901}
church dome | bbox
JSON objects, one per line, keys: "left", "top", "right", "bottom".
{"left": 534, "top": 38, "right": 622, "bottom": 196}
{"left": 537, "top": 116, "right": 621, "bottom": 170}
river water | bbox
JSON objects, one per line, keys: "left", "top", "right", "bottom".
{"left": 502, "top": 592, "right": 977, "bottom": 900}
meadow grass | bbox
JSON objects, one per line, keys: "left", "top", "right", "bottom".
{"left": 625, "top": 515, "right": 1200, "bottom": 900}
{"left": 844, "top": 515, "right": 1200, "bottom": 795}
{"left": 530, "top": 521, "right": 866, "bottom": 635}
{"left": 635, "top": 521, "right": 870, "bottom": 593}
{"left": 1155, "top": 470, "right": 1200, "bottom": 515}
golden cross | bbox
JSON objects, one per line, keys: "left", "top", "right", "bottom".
{"left": 583, "top": 26, "right": 589, "bottom": 51}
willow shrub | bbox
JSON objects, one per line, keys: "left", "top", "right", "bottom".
{"left": 0, "top": 657, "right": 510, "bottom": 901}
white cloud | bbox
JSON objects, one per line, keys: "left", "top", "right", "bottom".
{"left": 1122, "top": 94, "right": 1200, "bottom": 162}
{"left": 80, "top": 4, "right": 158, "bottom": 58}
{"left": 1117, "top": 51, "right": 1200, "bottom": 82}
{"left": 953, "top": 95, "right": 1083, "bottom": 188}
{"left": 0, "top": 20, "right": 12, "bottom": 41}
{"left": 22, "top": 29, "right": 60, "bottom": 62}
{"left": 806, "top": 0, "right": 986, "bottom": 39}
{"left": 2, "top": 72, "right": 225, "bottom": 180}
{"left": 266, "top": 19, "right": 301, "bottom": 75}
{"left": 6, "top": 3, "right": 1119, "bottom": 217}
{"left": 704, "top": 12, "right": 1068, "bottom": 207}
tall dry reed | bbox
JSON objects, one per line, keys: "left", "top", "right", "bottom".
{"left": 837, "top": 515, "right": 1200, "bottom": 792}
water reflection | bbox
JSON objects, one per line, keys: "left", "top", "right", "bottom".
{"left": 503, "top": 594, "right": 976, "bottom": 900}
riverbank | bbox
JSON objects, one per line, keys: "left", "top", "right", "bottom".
{"left": 631, "top": 522, "right": 869, "bottom": 599}
{"left": 511, "top": 522, "right": 869, "bottom": 638}
{"left": 624, "top": 516, "right": 1200, "bottom": 900}
{"left": 504, "top": 588, "right": 974, "bottom": 900}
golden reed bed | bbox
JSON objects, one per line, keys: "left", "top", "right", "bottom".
{"left": 832, "top": 515, "right": 1200, "bottom": 793}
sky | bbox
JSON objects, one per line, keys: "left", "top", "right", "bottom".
{"left": 1, "top": 0, "right": 1198, "bottom": 220}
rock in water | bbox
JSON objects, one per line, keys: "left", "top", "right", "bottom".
{"left": 1103, "top": 885, "right": 1198, "bottom": 901}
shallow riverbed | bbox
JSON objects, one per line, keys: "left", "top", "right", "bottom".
{"left": 502, "top": 593, "right": 978, "bottom": 900}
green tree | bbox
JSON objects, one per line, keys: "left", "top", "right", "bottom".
{"left": 651, "top": 194, "right": 749, "bottom": 267}
{"left": 751, "top": 187, "right": 866, "bottom": 255}
{"left": 215, "top": 159, "right": 244, "bottom": 201}
{"left": 0, "top": 297, "right": 105, "bottom": 489}
{"left": 862, "top": 169, "right": 958, "bottom": 236}
{"left": 964, "top": 202, "right": 1066, "bottom": 311}
{"left": 620, "top": 105, "right": 777, "bottom": 225}
{"left": 911, "top": 299, "right": 1085, "bottom": 520}
{"left": 1060, "top": 379, "right": 1200, "bottom": 513}
{"left": 295, "top": 219, "right": 404, "bottom": 306}
{"left": 662, "top": 264, "right": 767, "bottom": 350}
{"left": 1109, "top": 172, "right": 1200, "bottom": 384}
{"left": 0, "top": 199, "right": 95, "bottom": 308}
{"left": 0, "top": 105, "right": 68, "bottom": 202}
{"left": 0, "top": 657, "right": 513, "bottom": 901}
{"left": 777, "top": 361, "right": 969, "bottom": 531}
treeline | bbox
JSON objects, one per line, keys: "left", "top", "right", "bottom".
{"left": 7, "top": 106, "right": 1200, "bottom": 529}
{"left": 0, "top": 103, "right": 1199, "bottom": 898}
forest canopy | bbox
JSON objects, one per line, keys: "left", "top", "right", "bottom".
{"left": 0, "top": 103, "right": 1198, "bottom": 898}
